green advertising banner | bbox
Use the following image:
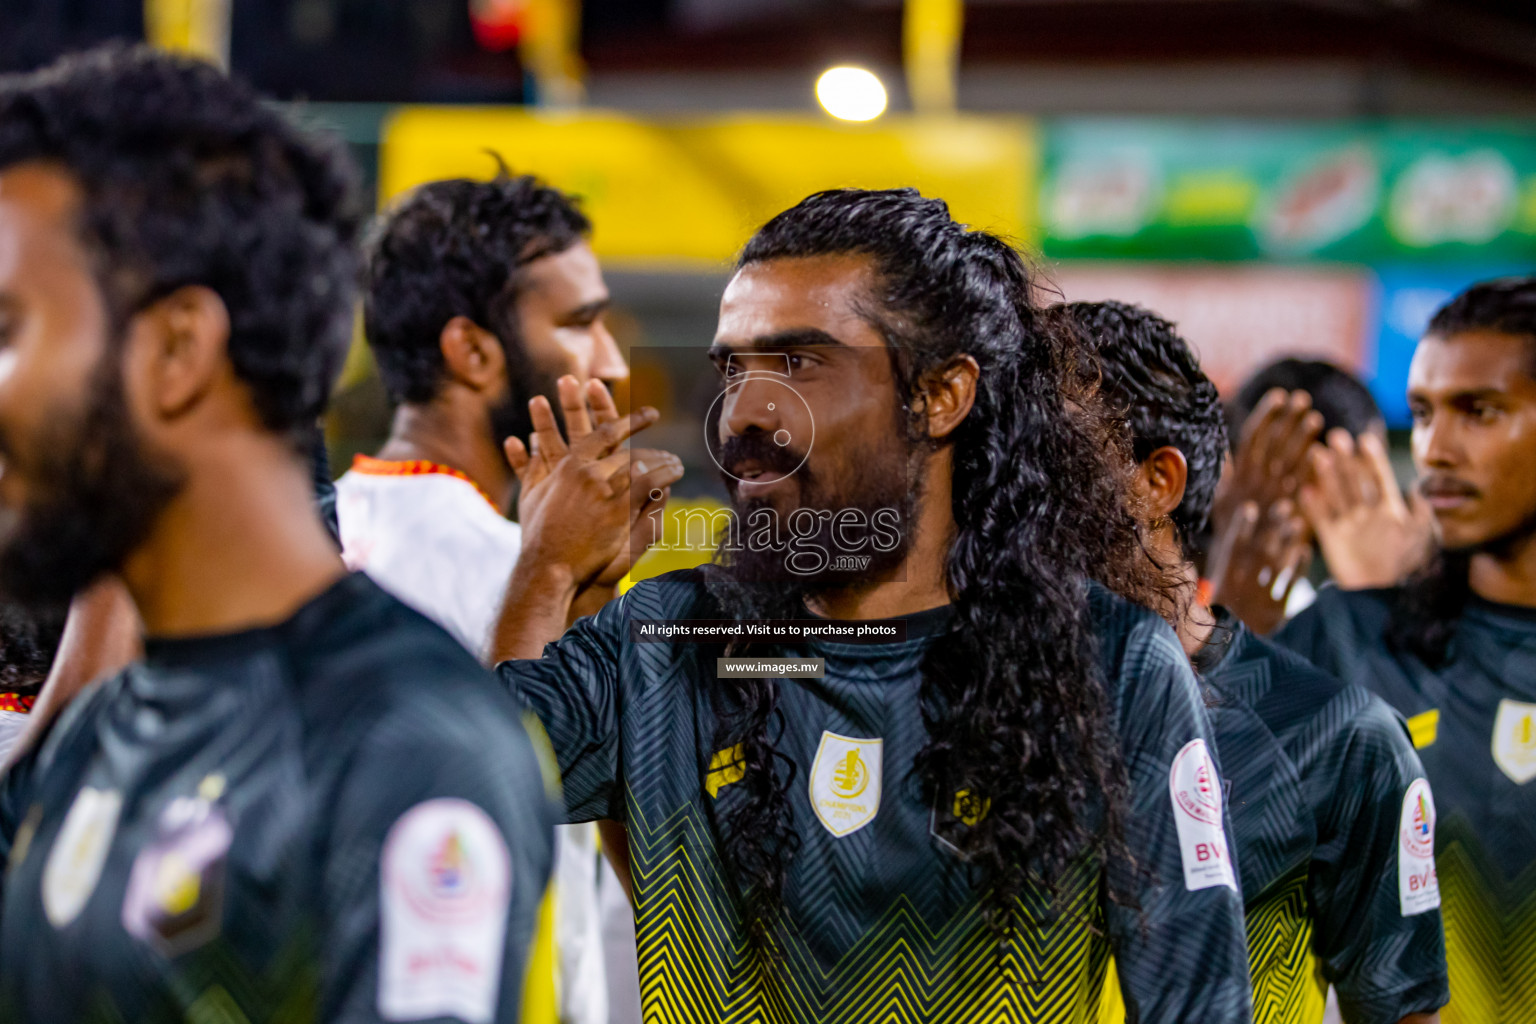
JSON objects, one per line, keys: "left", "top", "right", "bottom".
{"left": 1040, "top": 119, "right": 1536, "bottom": 262}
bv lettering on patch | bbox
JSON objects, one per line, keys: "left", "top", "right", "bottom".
{"left": 1492, "top": 699, "right": 1536, "bottom": 784}
{"left": 1398, "top": 777, "right": 1440, "bottom": 916}
{"left": 42, "top": 787, "right": 122, "bottom": 928}
{"left": 379, "top": 798, "right": 512, "bottom": 1024}
{"left": 122, "top": 793, "right": 233, "bottom": 956}
{"left": 810, "top": 731, "right": 882, "bottom": 837}
{"left": 1168, "top": 739, "right": 1236, "bottom": 892}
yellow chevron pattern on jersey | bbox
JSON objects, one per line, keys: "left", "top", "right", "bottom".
{"left": 1093, "top": 875, "right": 1321, "bottom": 1024}
{"left": 1439, "top": 841, "right": 1536, "bottom": 1024}
{"left": 1245, "top": 873, "right": 1324, "bottom": 1024}
{"left": 628, "top": 797, "right": 1111, "bottom": 1023}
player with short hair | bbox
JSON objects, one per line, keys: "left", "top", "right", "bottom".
{"left": 1072, "top": 298, "right": 1447, "bottom": 1024}
{"left": 0, "top": 45, "right": 562, "bottom": 1022}
{"left": 339, "top": 171, "right": 677, "bottom": 1024}
{"left": 492, "top": 188, "right": 1252, "bottom": 1023}
{"left": 1278, "top": 276, "right": 1536, "bottom": 1024}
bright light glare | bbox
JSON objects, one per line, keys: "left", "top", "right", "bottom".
{"left": 816, "top": 67, "right": 887, "bottom": 122}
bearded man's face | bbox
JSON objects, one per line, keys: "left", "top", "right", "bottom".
{"left": 0, "top": 164, "right": 184, "bottom": 606}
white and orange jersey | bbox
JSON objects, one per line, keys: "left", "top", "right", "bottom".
{"left": 336, "top": 455, "right": 520, "bottom": 662}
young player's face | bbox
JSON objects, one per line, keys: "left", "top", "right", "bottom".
{"left": 0, "top": 164, "right": 182, "bottom": 603}
{"left": 1408, "top": 329, "right": 1536, "bottom": 552}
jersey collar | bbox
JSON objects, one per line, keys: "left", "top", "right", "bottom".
{"left": 349, "top": 454, "right": 499, "bottom": 513}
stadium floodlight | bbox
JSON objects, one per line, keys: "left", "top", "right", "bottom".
{"left": 815, "top": 66, "right": 887, "bottom": 122}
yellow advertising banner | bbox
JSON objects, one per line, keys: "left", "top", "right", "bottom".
{"left": 380, "top": 108, "right": 1037, "bottom": 269}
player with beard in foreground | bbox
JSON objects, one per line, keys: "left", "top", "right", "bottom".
{"left": 0, "top": 46, "right": 566, "bottom": 1022}
{"left": 1278, "top": 277, "right": 1536, "bottom": 1024}
{"left": 1072, "top": 299, "right": 1446, "bottom": 1024}
{"left": 490, "top": 188, "right": 1251, "bottom": 1022}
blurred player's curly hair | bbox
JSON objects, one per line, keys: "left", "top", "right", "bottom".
{"left": 0, "top": 43, "right": 363, "bottom": 442}
{"left": 1058, "top": 300, "right": 1228, "bottom": 542}
{"left": 1391, "top": 274, "right": 1536, "bottom": 666}
{"left": 363, "top": 167, "right": 590, "bottom": 404}
{"left": 710, "top": 188, "right": 1165, "bottom": 951}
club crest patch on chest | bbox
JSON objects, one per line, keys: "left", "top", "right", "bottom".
{"left": 122, "top": 788, "right": 233, "bottom": 957}
{"left": 809, "top": 731, "right": 882, "bottom": 837}
{"left": 1492, "top": 699, "right": 1536, "bottom": 784}
{"left": 42, "top": 787, "right": 122, "bottom": 928}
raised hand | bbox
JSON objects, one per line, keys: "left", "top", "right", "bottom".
{"left": 504, "top": 377, "right": 682, "bottom": 589}
{"left": 1206, "top": 498, "right": 1312, "bottom": 635}
{"left": 505, "top": 376, "right": 616, "bottom": 524}
{"left": 593, "top": 448, "right": 677, "bottom": 588}
{"left": 494, "top": 386, "right": 682, "bottom": 661}
{"left": 1211, "top": 388, "right": 1325, "bottom": 534}
{"left": 1299, "top": 428, "right": 1433, "bottom": 590}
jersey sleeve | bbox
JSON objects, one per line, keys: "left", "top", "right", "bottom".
{"left": 1273, "top": 599, "right": 1337, "bottom": 671}
{"left": 495, "top": 593, "right": 629, "bottom": 823}
{"left": 1105, "top": 615, "right": 1254, "bottom": 1024}
{"left": 1309, "top": 699, "right": 1449, "bottom": 1024}
{"left": 319, "top": 694, "right": 559, "bottom": 1024}
{"left": 0, "top": 745, "right": 37, "bottom": 890}
{"left": 1274, "top": 586, "right": 1379, "bottom": 682}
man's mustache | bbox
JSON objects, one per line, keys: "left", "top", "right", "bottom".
{"left": 1418, "top": 474, "right": 1480, "bottom": 499}
{"left": 718, "top": 432, "right": 805, "bottom": 481}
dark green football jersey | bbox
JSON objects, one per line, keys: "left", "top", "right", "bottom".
{"left": 0, "top": 573, "right": 559, "bottom": 1024}
{"left": 1196, "top": 608, "right": 1447, "bottom": 1024}
{"left": 1279, "top": 586, "right": 1536, "bottom": 1024}
{"left": 499, "top": 570, "right": 1253, "bottom": 1024}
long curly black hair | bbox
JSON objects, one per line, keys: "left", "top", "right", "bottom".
{"left": 1060, "top": 301, "right": 1229, "bottom": 542}
{"left": 706, "top": 188, "right": 1167, "bottom": 952}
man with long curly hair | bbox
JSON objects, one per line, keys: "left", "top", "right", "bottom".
{"left": 492, "top": 188, "right": 1252, "bottom": 1022}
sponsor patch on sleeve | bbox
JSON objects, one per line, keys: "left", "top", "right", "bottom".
{"left": 1398, "top": 777, "right": 1440, "bottom": 916}
{"left": 1168, "top": 739, "right": 1237, "bottom": 892}
{"left": 379, "top": 798, "right": 512, "bottom": 1023}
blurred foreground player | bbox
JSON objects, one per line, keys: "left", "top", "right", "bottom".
{"left": 1075, "top": 300, "right": 1446, "bottom": 1024}
{"left": 0, "top": 46, "right": 558, "bottom": 1022}
{"left": 1279, "top": 277, "right": 1536, "bottom": 1024}
{"left": 340, "top": 172, "right": 678, "bottom": 1024}
{"left": 493, "top": 189, "right": 1253, "bottom": 1022}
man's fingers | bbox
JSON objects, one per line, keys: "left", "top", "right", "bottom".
{"left": 1359, "top": 432, "right": 1404, "bottom": 513}
{"left": 1324, "top": 428, "right": 1368, "bottom": 509}
{"left": 504, "top": 436, "right": 530, "bottom": 477}
{"left": 631, "top": 454, "right": 684, "bottom": 503}
{"left": 572, "top": 407, "right": 661, "bottom": 460}
{"left": 1274, "top": 403, "right": 1323, "bottom": 485}
{"left": 1302, "top": 446, "right": 1343, "bottom": 522}
{"left": 530, "top": 395, "right": 570, "bottom": 461}
{"left": 1238, "top": 389, "right": 1291, "bottom": 477}
{"left": 1258, "top": 499, "right": 1295, "bottom": 562}
{"left": 559, "top": 375, "right": 595, "bottom": 441}
{"left": 588, "top": 379, "right": 620, "bottom": 426}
